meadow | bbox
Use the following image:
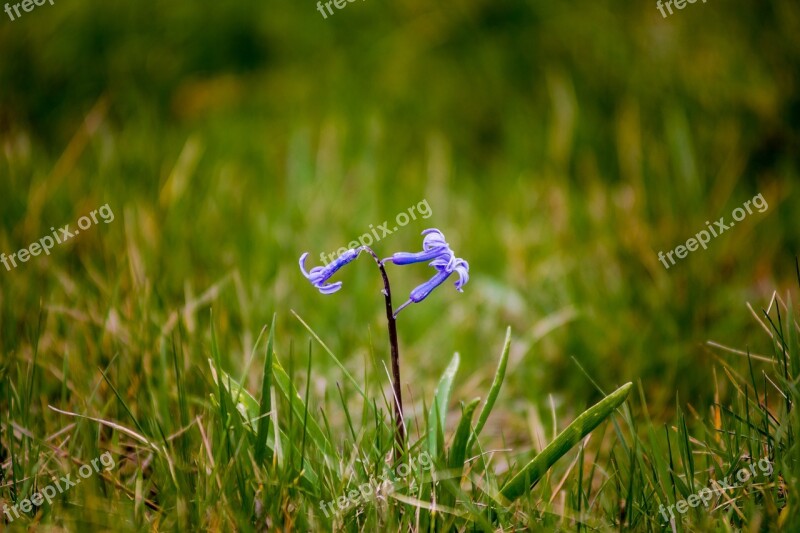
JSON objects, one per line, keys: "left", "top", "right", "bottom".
{"left": 1, "top": 0, "right": 799, "bottom": 531}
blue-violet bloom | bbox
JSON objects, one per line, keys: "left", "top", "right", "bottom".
{"left": 299, "top": 247, "right": 362, "bottom": 294}
{"left": 391, "top": 229, "right": 469, "bottom": 315}
{"left": 384, "top": 228, "right": 453, "bottom": 266}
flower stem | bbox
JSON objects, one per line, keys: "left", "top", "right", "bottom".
{"left": 362, "top": 246, "right": 405, "bottom": 460}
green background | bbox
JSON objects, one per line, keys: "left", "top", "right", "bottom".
{"left": 0, "top": 0, "right": 799, "bottom": 529}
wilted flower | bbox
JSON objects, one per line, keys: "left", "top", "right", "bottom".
{"left": 389, "top": 229, "right": 469, "bottom": 316}
{"left": 299, "top": 247, "right": 362, "bottom": 294}
{"left": 299, "top": 228, "right": 468, "bottom": 312}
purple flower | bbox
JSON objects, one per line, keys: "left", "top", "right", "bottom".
{"left": 299, "top": 247, "right": 362, "bottom": 294}
{"left": 390, "top": 229, "right": 469, "bottom": 316}
{"left": 433, "top": 256, "right": 470, "bottom": 291}
{"left": 384, "top": 229, "right": 452, "bottom": 266}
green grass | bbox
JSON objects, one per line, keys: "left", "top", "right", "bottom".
{"left": 2, "top": 283, "right": 799, "bottom": 530}
{"left": 2, "top": 0, "right": 800, "bottom": 530}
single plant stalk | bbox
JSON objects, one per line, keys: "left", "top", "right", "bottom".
{"left": 299, "top": 230, "right": 467, "bottom": 461}
{"left": 363, "top": 246, "right": 406, "bottom": 459}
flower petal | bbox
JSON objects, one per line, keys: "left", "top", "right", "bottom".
{"left": 299, "top": 252, "right": 312, "bottom": 278}
{"left": 318, "top": 281, "right": 343, "bottom": 294}
{"left": 409, "top": 269, "right": 452, "bottom": 303}
{"left": 429, "top": 252, "right": 456, "bottom": 272}
{"left": 421, "top": 228, "right": 449, "bottom": 250}
{"left": 387, "top": 247, "right": 450, "bottom": 265}
{"left": 390, "top": 229, "right": 469, "bottom": 317}
{"left": 453, "top": 259, "right": 469, "bottom": 291}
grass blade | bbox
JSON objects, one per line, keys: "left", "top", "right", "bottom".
{"left": 255, "top": 314, "right": 275, "bottom": 464}
{"left": 500, "top": 382, "right": 632, "bottom": 501}
{"left": 206, "top": 359, "right": 320, "bottom": 488}
{"left": 468, "top": 326, "right": 510, "bottom": 454}
{"left": 272, "top": 357, "right": 335, "bottom": 458}
{"left": 428, "top": 352, "right": 460, "bottom": 458}
{"left": 449, "top": 397, "right": 480, "bottom": 472}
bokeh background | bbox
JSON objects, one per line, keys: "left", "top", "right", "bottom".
{"left": 1, "top": 0, "right": 799, "bottom": 466}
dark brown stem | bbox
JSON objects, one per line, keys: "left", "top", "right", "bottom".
{"left": 361, "top": 246, "right": 405, "bottom": 460}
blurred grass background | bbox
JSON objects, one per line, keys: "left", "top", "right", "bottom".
{"left": 1, "top": 0, "right": 799, "bottom": 517}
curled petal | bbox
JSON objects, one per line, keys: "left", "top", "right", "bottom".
{"left": 299, "top": 252, "right": 312, "bottom": 278}
{"left": 452, "top": 259, "right": 469, "bottom": 291}
{"left": 421, "top": 228, "right": 449, "bottom": 251}
{"left": 318, "top": 281, "right": 343, "bottom": 294}
{"left": 429, "top": 252, "right": 456, "bottom": 272}
{"left": 390, "top": 228, "right": 469, "bottom": 317}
